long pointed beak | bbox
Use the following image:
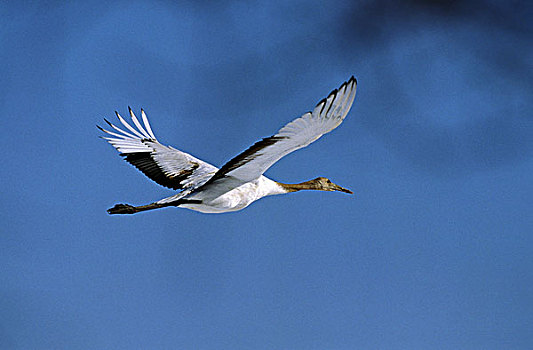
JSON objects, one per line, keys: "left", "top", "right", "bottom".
{"left": 333, "top": 184, "right": 353, "bottom": 194}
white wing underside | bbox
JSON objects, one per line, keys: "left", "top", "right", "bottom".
{"left": 196, "top": 76, "right": 357, "bottom": 197}
{"left": 99, "top": 108, "right": 218, "bottom": 192}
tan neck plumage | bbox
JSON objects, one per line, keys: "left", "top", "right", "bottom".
{"left": 276, "top": 180, "right": 320, "bottom": 193}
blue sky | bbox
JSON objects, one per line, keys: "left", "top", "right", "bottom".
{"left": 1, "top": 1, "right": 532, "bottom": 349}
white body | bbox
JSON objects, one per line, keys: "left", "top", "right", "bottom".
{"left": 179, "top": 176, "right": 286, "bottom": 213}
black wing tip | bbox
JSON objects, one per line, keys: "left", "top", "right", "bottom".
{"left": 104, "top": 118, "right": 113, "bottom": 127}
{"left": 316, "top": 97, "right": 327, "bottom": 108}
{"left": 340, "top": 76, "right": 356, "bottom": 89}
{"left": 315, "top": 76, "right": 357, "bottom": 108}
{"left": 339, "top": 75, "right": 356, "bottom": 89}
{"left": 316, "top": 88, "right": 339, "bottom": 114}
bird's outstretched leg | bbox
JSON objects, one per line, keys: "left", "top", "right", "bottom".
{"left": 107, "top": 202, "right": 163, "bottom": 215}
{"left": 107, "top": 199, "right": 202, "bottom": 215}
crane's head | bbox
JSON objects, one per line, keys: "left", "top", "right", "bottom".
{"left": 278, "top": 177, "right": 353, "bottom": 194}
{"left": 308, "top": 177, "right": 353, "bottom": 194}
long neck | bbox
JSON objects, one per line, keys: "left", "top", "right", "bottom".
{"left": 276, "top": 180, "right": 320, "bottom": 193}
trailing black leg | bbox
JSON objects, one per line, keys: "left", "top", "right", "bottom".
{"left": 107, "top": 199, "right": 203, "bottom": 215}
{"left": 107, "top": 202, "right": 162, "bottom": 215}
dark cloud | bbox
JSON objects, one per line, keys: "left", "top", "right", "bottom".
{"left": 328, "top": 0, "right": 533, "bottom": 174}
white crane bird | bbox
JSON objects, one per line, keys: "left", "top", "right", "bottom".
{"left": 99, "top": 76, "right": 357, "bottom": 214}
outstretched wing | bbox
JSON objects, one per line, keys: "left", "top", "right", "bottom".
{"left": 99, "top": 107, "right": 217, "bottom": 190}
{"left": 201, "top": 76, "right": 357, "bottom": 189}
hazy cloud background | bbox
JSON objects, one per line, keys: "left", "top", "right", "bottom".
{"left": 1, "top": 1, "right": 532, "bottom": 349}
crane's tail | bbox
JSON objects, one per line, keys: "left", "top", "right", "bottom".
{"left": 107, "top": 199, "right": 202, "bottom": 215}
